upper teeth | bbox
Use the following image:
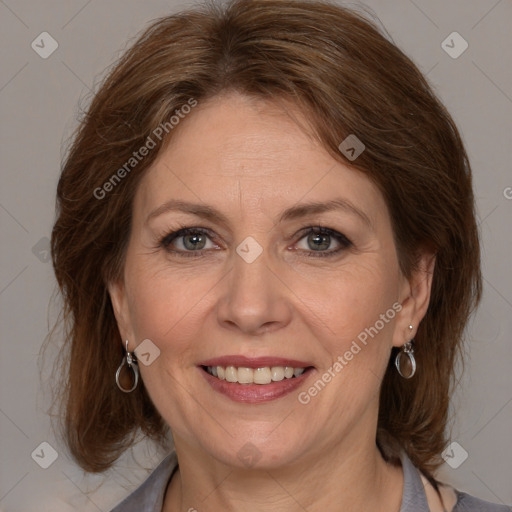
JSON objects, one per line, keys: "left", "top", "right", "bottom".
{"left": 206, "top": 366, "right": 306, "bottom": 384}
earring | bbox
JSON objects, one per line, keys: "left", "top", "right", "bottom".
{"left": 115, "top": 340, "right": 139, "bottom": 392}
{"left": 395, "top": 325, "right": 416, "bottom": 379}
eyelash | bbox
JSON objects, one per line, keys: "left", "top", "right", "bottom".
{"left": 158, "top": 225, "right": 353, "bottom": 259}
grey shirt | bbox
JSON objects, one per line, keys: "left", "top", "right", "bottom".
{"left": 110, "top": 450, "right": 510, "bottom": 511}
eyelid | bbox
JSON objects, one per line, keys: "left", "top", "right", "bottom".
{"left": 159, "top": 226, "right": 218, "bottom": 247}
{"left": 292, "top": 226, "right": 352, "bottom": 257}
{"left": 159, "top": 227, "right": 222, "bottom": 257}
{"left": 294, "top": 226, "right": 351, "bottom": 244}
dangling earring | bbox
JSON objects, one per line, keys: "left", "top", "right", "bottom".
{"left": 116, "top": 340, "right": 139, "bottom": 392}
{"left": 395, "top": 325, "right": 417, "bottom": 379}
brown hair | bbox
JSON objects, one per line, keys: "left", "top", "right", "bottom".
{"left": 49, "top": 0, "right": 481, "bottom": 477}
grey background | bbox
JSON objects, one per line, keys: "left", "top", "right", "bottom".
{"left": 0, "top": 0, "right": 511, "bottom": 510}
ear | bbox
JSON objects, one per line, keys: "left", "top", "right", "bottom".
{"left": 108, "top": 279, "right": 137, "bottom": 348}
{"left": 392, "top": 251, "right": 436, "bottom": 348}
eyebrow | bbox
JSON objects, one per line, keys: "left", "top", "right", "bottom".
{"left": 145, "top": 198, "right": 372, "bottom": 229}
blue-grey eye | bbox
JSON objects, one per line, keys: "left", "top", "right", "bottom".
{"left": 295, "top": 227, "right": 351, "bottom": 255}
{"left": 161, "top": 228, "right": 215, "bottom": 252}
{"left": 307, "top": 231, "right": 332, "bottom": 251}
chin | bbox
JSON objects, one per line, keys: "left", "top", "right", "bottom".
{"left": 197, "top": 427, "right": 310, "bottom": 470}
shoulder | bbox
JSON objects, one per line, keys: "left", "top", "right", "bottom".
{"left": 453, "top": 491, "right": 511, "bottom": 512}
{"left": 425, "top": 479, "right": 510, "bottom": 512}
{"left": 109, "top": 451, "right": 178, "bottom": 512}
{"left": 401, "top": 450, "right": 509, "bottom": 512}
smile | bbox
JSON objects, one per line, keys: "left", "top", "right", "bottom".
{"left": 202, "top": 365, "right": 309, "bottom": 384}
{"left": 198, "top": 364, "right": 315, "bottom": 403}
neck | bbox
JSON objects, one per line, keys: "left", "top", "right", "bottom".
{"left": 163, "top": 435, "right": 403, "bottom": 512}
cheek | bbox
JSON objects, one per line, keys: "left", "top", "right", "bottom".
{"left": 124, "top": 262, "right": 220, "bottom": 356}
{"left": 296, "top": 259, "right": 399, "bottom": 334}
{"left": 295, "top": 266, "right": 400, "bottom": 418}
{"left": 292, "top": 261, "right": 400, "bottom": 401}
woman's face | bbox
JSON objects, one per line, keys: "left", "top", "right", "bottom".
{"left": 110, "top": 92, "right": 431, "bottom": 469}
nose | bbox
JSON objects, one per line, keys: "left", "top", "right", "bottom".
{"left": 216, "top": 244, "right": 293, "bottom": 336}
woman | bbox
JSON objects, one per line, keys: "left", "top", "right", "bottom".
{"left": 50, "top": 0, "right": 510, "bottom": 510}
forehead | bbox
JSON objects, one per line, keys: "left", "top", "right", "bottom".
{"left": 135, "top": 92, "right": 385, "bottom": 224}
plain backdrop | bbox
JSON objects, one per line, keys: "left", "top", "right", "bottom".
{"left": 0, "top": 0, "right": 511, "bottom": 510}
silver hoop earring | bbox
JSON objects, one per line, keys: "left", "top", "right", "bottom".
{"left": 116, "top": 340, "right": 139, "bottom": 392}
{"left": 395, "top": 326, "right": 416, "bottom": 379}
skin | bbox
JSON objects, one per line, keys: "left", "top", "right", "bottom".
{"left": 109, "top": 91, "right": 436, "bottom": 512}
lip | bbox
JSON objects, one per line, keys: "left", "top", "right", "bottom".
{"left": 199, "top": 365, "right": 315, "bottom": 403}
{"left": 198, "top": 355, "right": 314, "bottom": 369}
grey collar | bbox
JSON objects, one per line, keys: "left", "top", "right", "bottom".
{"left": 112, "top": 450, "right": 435, "bottom": 511}
{"left": 399, "top": 451, "right": 430, "bottom": 512}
